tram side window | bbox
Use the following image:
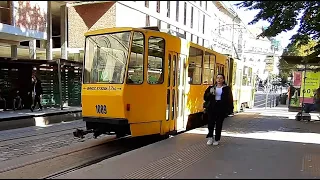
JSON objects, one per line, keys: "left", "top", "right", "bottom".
{"left": 248, "top": 67, "right": 253, "bottom": 86}
{"left": 216, "top": 64, "right": 224, "bottom": 75}
{"left": 216, "top": 64, "right": 219, "bottom": 76}
{"left": 127, "top": 32, "right": 144, "bottom": 84}
{"left": 203, "top": 51, "right": 215, "bottom": 84}
{"left": 242, "top": 66, "right": 248, "bottom": 86}
{"left": 244, "top": 67, "right": 253, "bottom": 86}
{"left": 188, "top": 47, "right": 203, "bottom": 84}
{"left": 147, "top": 36, "right": 165, "bottom": 84}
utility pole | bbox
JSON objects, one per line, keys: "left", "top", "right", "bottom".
{"left": 265, "top": 76, "right": 270, "bottom": 109}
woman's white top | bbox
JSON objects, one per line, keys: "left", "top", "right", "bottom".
{"left": 215, "top": 87, "right": 223, "bottom": 100}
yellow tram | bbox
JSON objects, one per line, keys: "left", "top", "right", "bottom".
{"left": 77, "top": 27, "right": 234, "bottom": 138}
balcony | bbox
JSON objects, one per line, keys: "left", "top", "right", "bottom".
{"left": 0, "top": 2, "right": 47, "bottom": 43}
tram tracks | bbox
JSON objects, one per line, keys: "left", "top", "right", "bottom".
{"left": 0, "top": 134, "right": 164, "bottom": 179}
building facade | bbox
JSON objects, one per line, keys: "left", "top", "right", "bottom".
{"left": 0, "top": 1, "right": 72, "bottom": 60}
{"left": 0, "top": 1, "right": 282, "bottom": 72}
{"left": 67, "top": 1, "right": 243, "bottom": 58}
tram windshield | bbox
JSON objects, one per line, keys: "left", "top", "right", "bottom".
{"left": 84, "top": 31, "right": 131, "bottom": 84}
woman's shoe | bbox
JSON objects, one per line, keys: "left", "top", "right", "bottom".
{"left": 207, "top": 138, "right": 213, "bottom": 145}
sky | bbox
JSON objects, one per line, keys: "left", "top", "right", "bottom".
{"left": 227, "top": 1, "right": 299, "bottom": 49}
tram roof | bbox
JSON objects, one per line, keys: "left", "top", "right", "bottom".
{"left": 85, "top": 27, "right": 135, "bottom": 36}
{"left": 281, "top": 56, "right": 320, "bottom": 65}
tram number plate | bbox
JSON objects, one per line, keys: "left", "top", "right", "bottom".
{"left": 96, "top": 105, "right": 107, "bottom": 114}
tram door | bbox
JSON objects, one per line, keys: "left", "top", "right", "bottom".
{"left": 225, "top": 58, "right": 229, "bottom": 85}
{"left": 167, "top": 52, "right": 186, "bottom": 132}
{"left": 176, "top": 54, "right": 187, "bottom": 131}
{"left": 166, "top": 52, "right": 177, "bottom": 132}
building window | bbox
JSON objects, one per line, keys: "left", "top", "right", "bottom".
{"left": 200, "top": 1, "right": 202, "bottom": 7}
{"left": 198, "top": 10, "right": 200, "bottom": 32}
{"left": 146, "top": 15, "right": 150, "bottom": 26}
{"left": 145, "top": 1, "right": 149, "bottom": 8}
{"left": 183, "top": 2, "right": 187, "bottom": 25}
{"left": 157, "top": 20, "right": 161, "bottom": 29}
{"left": 167, "top": 23, "right": 171, "bottom": 29}
{"left": 203, "top": 15, "right": 205, "bottom": 34}
{"left": 191, "top": 6, "right": 194, "bottom": 28}
{"left": 148, "top": 37, "right": 165, "bottom": 84}
{"left": 205, "top": 1, "right": 207, "bottom": 11}
{"left": 176, "top": 1, "right": 179, "bottom": 22}
{"left": 156, "top": 1, "right": 160, "bottom": 13}
{"left": 167, "top": 1, "right": 170, "bottom": 18}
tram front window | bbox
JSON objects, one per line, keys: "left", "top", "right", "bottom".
{"left": 84, "top": 31, "right": 131, "bottom": 84}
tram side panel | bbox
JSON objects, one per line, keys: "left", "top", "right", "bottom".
{"left": 81, "top": 27, "right": 236, "bottom": 139}
{"left": 123, "top": 32, "right": 181, "bottom": 137}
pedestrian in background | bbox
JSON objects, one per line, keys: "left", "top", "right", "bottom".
{"left": 30, "top": 75, "right": 43, "bottom": 112}
{"left": 203, "top": 74, "right": 234, "bottom": 145}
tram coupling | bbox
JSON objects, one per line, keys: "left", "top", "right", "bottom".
{"left": 73, "top": 129, "right": 102, "bottom": 139}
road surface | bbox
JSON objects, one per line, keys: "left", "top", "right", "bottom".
{"left": 254, "top": 90, "right": 281, "bottom": 108}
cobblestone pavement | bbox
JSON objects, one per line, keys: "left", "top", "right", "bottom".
{"left": 0, "top": 120, "right": 95, "bottom": 162}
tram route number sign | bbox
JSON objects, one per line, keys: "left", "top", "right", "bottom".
{"left": 96, "top": 105, "right": 107, "bottom": 114}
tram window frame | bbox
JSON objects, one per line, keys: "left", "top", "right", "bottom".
{"left": 188, "top": 46, "right": 203, "bottom": 85}
{"left": 242, "top": 66, "right": 248, "bottom": 86}
{"left": 83, "top": 31, "right": 131, "bottom": 84}
{"left": 168, "top": 54, "right": 171, "bottom": 87}
{"left": 126, "top": 31, "right": 145, "bottom": 85}
{"left": 147, "top": 36, "right": 165, "bottom": 85}
{"left": 203, "top": 51, "right": 215, "bottom": 85}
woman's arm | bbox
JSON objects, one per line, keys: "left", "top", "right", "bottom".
{"left": 204, "top": 86, "right": 213, "bottom": 101}
{"left": 226, "top": 86, "right": 234, "bottom": 113}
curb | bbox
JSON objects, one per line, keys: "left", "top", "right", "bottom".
{"left": 0, "top": 110, "right": 82, "bottom": 131}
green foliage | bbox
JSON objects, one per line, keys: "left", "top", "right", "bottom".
{"left": 236, "top": 1, "right": 320, "bottom": 81}
{"left": 277, "top": 39, "right": 317, "bottom": 82}
{"left": 236, "top": 1, "right": 320, "bottom": 57}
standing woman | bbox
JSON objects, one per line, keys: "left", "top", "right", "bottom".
{"left": 203, "top": 74, "right": 234, "bottom": 145}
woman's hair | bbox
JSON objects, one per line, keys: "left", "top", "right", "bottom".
{"left": 216, "top": 73, "right": 227, "bottom": 85}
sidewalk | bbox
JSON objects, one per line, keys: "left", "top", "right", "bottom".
{"left": 246, "top": 105, "right": 320, "bottom": 121}
{"left": 0, "top": 107, "right": 82, "bottom": 131}
{"left": 57, "top": 112, "right": 320, "bottom": 179}
{"left": 0, "top": 107, "right": 81, "bottom": 121}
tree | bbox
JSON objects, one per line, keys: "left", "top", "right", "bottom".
{"left": 277, "top": 39, "right": 317, "bottom": 84}
{"left": 236, "top": 1, "right": 320, "bottom": 60}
